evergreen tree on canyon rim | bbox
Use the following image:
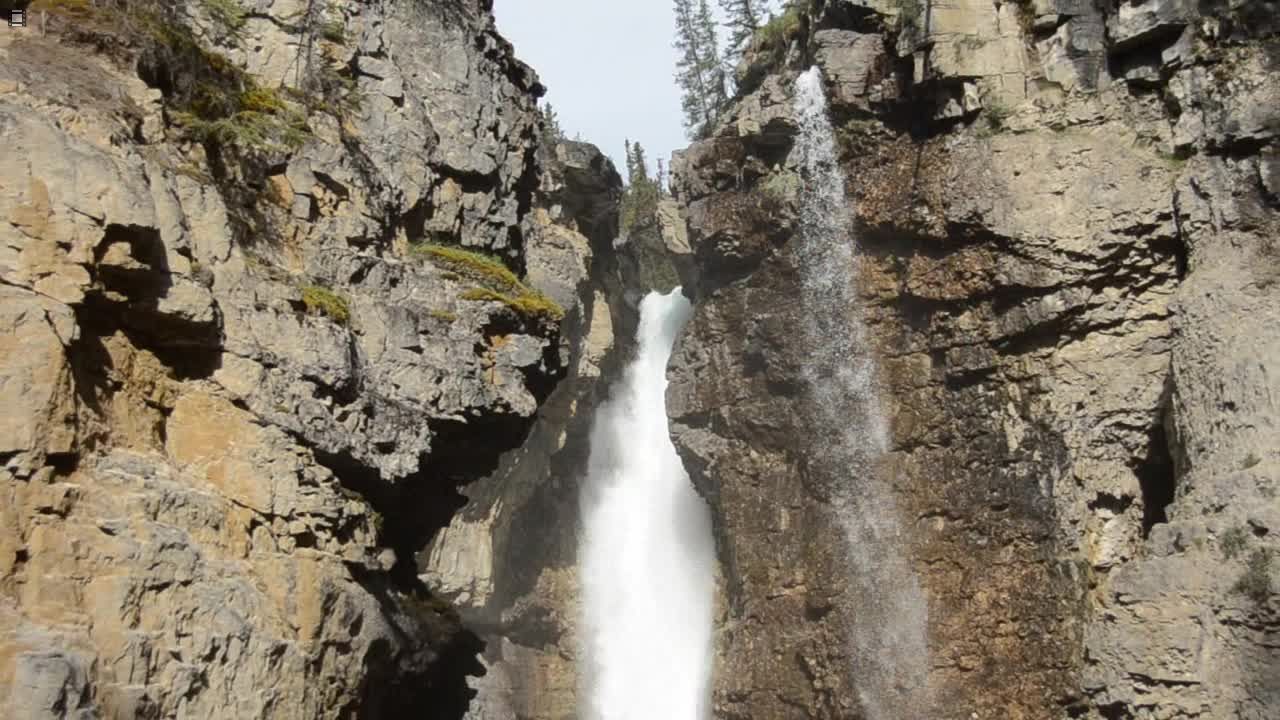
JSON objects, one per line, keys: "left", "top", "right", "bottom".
{"left": 719, "top": 0, "right": 769, "bottom": 64}
{"left": 673, "top": 0, "right": 728, "bottom": 138}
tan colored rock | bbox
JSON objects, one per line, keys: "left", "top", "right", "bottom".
{"left": 0, "top": 2, "right": 613, "bottom": 718}
{"left": 813, "top": 29, "right": 887, "bottom": 109}
{"left": 0, "top": 289, "right": 77, "bottom": 478}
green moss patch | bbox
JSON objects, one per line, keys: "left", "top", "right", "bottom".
{"left": 1234, "top": 548, "right": 1274, "bottom": 604}
{"left": 459, "top": 288, "right": 564, "bottom": 323}
{"left": 412, "top": 244, "right": 564, "bottom": 323}
{"left": 412, "top": 244, "right": 525, "bottom": 291}
{"left": 301, "top": 285, "right": 351, "bottom": 325}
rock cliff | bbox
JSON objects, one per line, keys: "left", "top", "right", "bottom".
{"left": 3, "top": 0, "right": 1277, "bottom": 718}
{"left": 667, "top": 0, "right": 1277, "bottom": 718}
{"left": 0, "top": 1, "right": 623, "bottom": 717}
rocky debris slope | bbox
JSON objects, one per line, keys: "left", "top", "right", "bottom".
{"left": 668, "top": 0, "right": 1278, "bottom": 718}
{"left": 0, "top": 1, "right": 617, "bottom": 717}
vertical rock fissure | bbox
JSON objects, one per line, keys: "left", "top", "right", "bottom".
{"left": 1136, "top": 420, "right": 1177, "bottom": 537}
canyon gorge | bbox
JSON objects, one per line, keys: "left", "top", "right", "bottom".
{"left": 1, "top": 0, "right": 1277, "bottom": 719}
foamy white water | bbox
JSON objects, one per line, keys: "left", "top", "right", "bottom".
{"left": 793, "top": 67, "right": 932, "bottom": 718}
{"left": 579, "top": 290, "right": 716, "bottom": 720}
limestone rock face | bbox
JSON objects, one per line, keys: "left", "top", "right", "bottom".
{"left": 669, "top": 1, "right": 1278, "bottom": 718}
{"left": 0, "top": 2, "right": 612, "bottom": 718}
{"left": 419, "top": 139, "right": 708, "bottom": 720}
{"left": 420, "top": 139, "right": 630, "bottom": 720}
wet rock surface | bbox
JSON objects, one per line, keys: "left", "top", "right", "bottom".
{"left": 2, "top": 0, "right": 1276, "bottom": 718}
{"left": 668, "top": 0, "right": 1278, "bottom": 718}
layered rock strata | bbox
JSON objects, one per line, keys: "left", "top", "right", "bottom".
{"left": 668, "top": 0, "right": 1278, "bottom": 718}
{"left": 0, "top": 1, "right": 618, "bottom": 717}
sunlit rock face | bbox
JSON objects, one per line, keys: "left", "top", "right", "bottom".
{"left": 667, "top": 1, "right": 1279, "bottom": 718}
{"left": 0, "top": 2, "right": 622, "bottom": 718}
{"left": 3, "top": 0, "right": 1277, "bottom": 718}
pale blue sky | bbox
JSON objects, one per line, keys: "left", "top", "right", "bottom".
{"left": 494, "top": 1, "right": 692, "bottom": 179}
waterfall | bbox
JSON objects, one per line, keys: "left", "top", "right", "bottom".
{"left": 792, "top": 67, "right": 932, "bottom": 718}
{"left": 579, "top": 290, "right": 716, "bottom": 720}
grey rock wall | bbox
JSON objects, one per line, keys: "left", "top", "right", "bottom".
{"left": 0, "top": 1, "right": 616, "bottom": 718}
{"left": 668, "top": 0, "right": 1278, "bottom": 718}
{"left": 420, "top": 140, "right": 629, "bottom": 720}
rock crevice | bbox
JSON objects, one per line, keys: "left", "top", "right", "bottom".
{"left": 666, "top": 0, "right": 1278, "bottom": 717}
{"left": 0, "top": 2, "right": 620, "bottom": 718}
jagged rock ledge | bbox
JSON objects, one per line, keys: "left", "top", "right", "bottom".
{"left": 666, "top": 0, "right": 1278, "bottom": 718}
{"left": 0, "top": 1, "right": 629, "bottom": 717}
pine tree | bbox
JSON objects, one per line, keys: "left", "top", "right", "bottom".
{"left": 673, "top": 0, "right": 727, "bottom": 138}
{"left": 630, "top": 143, "right": 651, "bottom": 187}
{"left": 696, "top": 0, "right": 728, "bottom": 114}
{"left": 620, "top": 141, "right": 661, "bottom": 234}
{"left": 719, "top": 0, "right": 767, "bottom": 65}
{"left": 540, "top": 102, "right": 564, "bottom": 141}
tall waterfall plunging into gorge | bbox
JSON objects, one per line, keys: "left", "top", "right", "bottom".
{"left": 579, "top": 290, "right": 716, "bottom": 720}
{"left": 792, "top": 67, "right": 932, "bottom": 717}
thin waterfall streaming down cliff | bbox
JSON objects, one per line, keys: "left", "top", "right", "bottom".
{"left": 579, "top": 290, "right": 716, "bottom": 720}
{"left": 792, "top": 67, "right": 932, "bottom": 718}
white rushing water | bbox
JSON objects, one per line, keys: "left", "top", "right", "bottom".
{"left": 579, "top": 290, "right": 716, "bottom": 720}
{"left": 792, "top": 67, "right": 932, "bottom": 718}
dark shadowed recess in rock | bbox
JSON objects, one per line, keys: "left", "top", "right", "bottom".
{"left": 67, "top": 223, "right": 223, "bottom": 444}
{"left": 505, "top": 143, "right": 542, "bottom": 276}
{"left": 81, "top": 225, "right": 223, "bottom": 373}
{"left": 1136, "top": 421, "right": 1177, "bottom": 536}
{"left": 313, "top": 403, "right": 548, "bottom": 717}
{"left": 317, "top": 445, "right": 487, "bottom": 719}
{"left": 1098, "top": 700, "right": 1134, "bottom": 720}
{"left": 337, "top": 560, "right": 485, "bottom": 720}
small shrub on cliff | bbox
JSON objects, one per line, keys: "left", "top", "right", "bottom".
{"left": 318, "top": 1, "right": 348, "bottom": 44}
{"left": 889, "top": 0, "right": 924, "bottom": 29}
{"left": 200, "top": 0, "right": 247, "bottom": 34}
{"left": 1221, "top": 526, "right": 1250, "bottom": 560}
{"left": 172, "top": 104, "right": 309, "bottom": 152}
{"left": 301, "top": 285, "right": 351, "bottom": 325}
{"left": 166, "top": 57, "right": 310, "bottom": 153}
{"left": 1233, "top": 548, "right": 1274, "bottom": 604}
{"left": 411, "top": 244, "right": 564, "bottom": 323}
{"left": 1013, "top": 0, "right": 1038, "bottom": 35}
{"left": 320, "top": 17, "right": 347, "bottom": 43}
{"left": 754, "top": 3, "right": 803, "bottom": 63}
{"left": 31, "top": 0, "right": 322, "bottom": 154}
{"left": 974, "top": 99, "right": 1014, "bottom": 137}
